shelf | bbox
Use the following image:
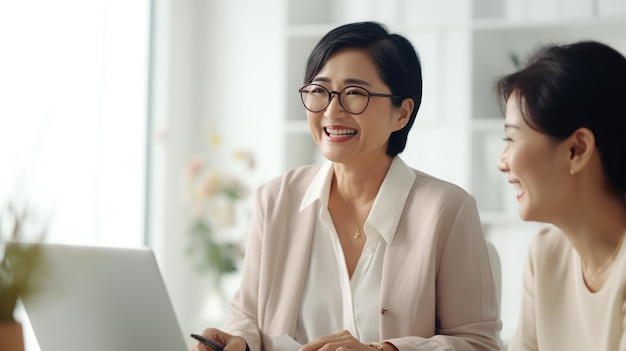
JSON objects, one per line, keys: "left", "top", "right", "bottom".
{"left": 470, "top": 19, "right": 626, "bottom": 120}
{"left": 472, "top": 15, "right": 626, "bottom": 31}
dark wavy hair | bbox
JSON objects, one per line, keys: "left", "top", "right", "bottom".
{"left": 303, "top": 21, "right": 423, "bottom": 156}
{"left": 496, "top": 40, "right": 626, "bottom": 195}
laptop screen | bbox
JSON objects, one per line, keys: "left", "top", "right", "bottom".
{"left": 7, "top": 242, "right": 188, "bottom": 351}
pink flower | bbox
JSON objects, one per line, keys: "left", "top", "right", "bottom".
{"left": 199, "top": 171, "right": 221, "bottom": 199}
{"left": 233, "top": 150, "right": 256, "bottom": 170}
{"left": 186, "top": 156, "right": 205, "bottom": 180}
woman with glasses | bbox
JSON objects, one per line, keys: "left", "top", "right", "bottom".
{"left": 193, "top": 21, "right": 501, "bottom": 351}
{"left": 497, "top": 41, "right": 626, "bottom": 350}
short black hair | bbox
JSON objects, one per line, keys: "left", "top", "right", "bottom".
{"left": 304, "top": 21, "right": 423, "bottom": 156}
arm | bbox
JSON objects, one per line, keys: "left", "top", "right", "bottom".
{"left": 222, "top": 186, "right": 265, "bottom": 351}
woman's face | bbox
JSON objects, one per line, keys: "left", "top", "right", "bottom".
{"left": 497, "top": 91, "right": 571, "bottom": 222}
{"left": 305, "top": 48, "right": 409, "bottom": 166}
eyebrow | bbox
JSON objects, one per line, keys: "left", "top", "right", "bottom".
{"left": 311, "top": 77, "right": 373, "bottom": 87}
{"left": 504, "top": 123, "right": 520, "bottom": 130}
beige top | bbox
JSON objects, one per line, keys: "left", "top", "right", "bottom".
{"left": 508, "top": 226, "right": 626, "bottom": 351}
{"left": 224, "top": 157, "right": 501, "bottom": 351}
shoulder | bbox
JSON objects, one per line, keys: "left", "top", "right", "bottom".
{"left": 395, "top": 166, "right": 481, "bottom": 232}
{"left": 409, "top": 167, "right": 474, "bottom": 206}
{"left": 528, "top": 225, "right": 573, "bottom": 269}
{"left": 256, "top": 164, "right": 322, "bottom": 200}
{"left": 530, "top": 225, "right": 569, "bottom": 255}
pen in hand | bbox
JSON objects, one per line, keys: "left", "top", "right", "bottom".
{"left": 190, "top": 333, "right": 225, "bottom": 351}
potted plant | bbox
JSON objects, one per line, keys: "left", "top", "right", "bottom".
{"left": 0, "top": 205, "right": 44, "bottom": 351}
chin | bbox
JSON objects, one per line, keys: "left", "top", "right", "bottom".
{"left": 519, "top": 207, "right": 545, "bottom": 223}
{"left": 518, "top": 206, "right": 533, "bottom": 222}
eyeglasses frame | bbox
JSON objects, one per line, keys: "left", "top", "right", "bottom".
{"left": 298, "top": 83, "right": 402, "bottom": 115}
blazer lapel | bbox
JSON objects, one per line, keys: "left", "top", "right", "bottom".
{"left": 263, "top": 201, "right": 317, "bottom": 339}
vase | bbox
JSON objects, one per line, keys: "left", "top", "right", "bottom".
{"left": 0, "top": 322, "right": 25, "bottom": 351}
{"left": 200, "top": 270, "right": 229, "bottom": 327}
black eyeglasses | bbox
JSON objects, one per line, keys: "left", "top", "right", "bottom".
{"left": 298, "top": 83, "right": 402, "bottom": 115}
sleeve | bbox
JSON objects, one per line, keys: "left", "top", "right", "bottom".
{"left": 389, "top": 195, "right": 503, "bottom": 351}
{"left": 222, "top": 186, "right": 265, "bottom": 351}
{"left": 507, "top": 234, "right": 539, "bottom": 351}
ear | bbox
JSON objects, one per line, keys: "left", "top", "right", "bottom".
{"left": 567, "top": 127, "right": 595, "bottom": 173}
{"left": 395, "top": 98, "right": 414, "bottom": 131}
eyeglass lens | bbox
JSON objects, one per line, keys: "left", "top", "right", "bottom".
{"left": 300, "top": 84, "right": 370, "bottom": 114}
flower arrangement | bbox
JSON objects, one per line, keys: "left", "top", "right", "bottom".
{"left": 184, "top": 149, "right": 255, "bottom": 277}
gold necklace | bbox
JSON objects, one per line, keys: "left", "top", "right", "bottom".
{"left": 338, "top": 191, "right": 364, "bottom": 239}
{"left": 584, "top": 233, "right": 626, "bottom": 287}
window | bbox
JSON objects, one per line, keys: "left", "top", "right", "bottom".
{"left": 0, "top": 2, "right": 150, "bottom": 350}
{"left": 0, "top": 0, "right": 150, "bottom": 246}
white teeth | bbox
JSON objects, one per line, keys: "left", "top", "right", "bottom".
{"left": 325, "top": 127, "right": 356, "bottom": 137}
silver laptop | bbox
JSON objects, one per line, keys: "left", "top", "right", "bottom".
{"left": 7, "top": 242, "right": 189, "bottom": 351}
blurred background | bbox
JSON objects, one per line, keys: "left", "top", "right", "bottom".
{"left": 2, "top": 0, "right": 625, "bottom": 349}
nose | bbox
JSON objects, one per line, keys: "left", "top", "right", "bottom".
{"left": 324, "top": 91, "right": 345, "bottom": 117}
{"left": 497, "top": 149, "right": 509, "bottom": 173}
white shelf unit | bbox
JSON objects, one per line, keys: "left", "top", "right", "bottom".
{"left": 282, "top": 1, "right": 626, "bottom": 343}
{"left": 284, "top": 33, "right": 325, "bottom": 170}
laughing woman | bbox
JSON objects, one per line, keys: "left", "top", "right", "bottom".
{"left": 497, "top": 41, "right": 626, "bottom": 350}
{"left": 193, "top": 21, "right": 501, "bottom": 351}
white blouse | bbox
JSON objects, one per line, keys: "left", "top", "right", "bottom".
{"left": 294, "top": 159, "right": 411, "bottom": 345}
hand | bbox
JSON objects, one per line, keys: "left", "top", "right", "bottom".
{"left": 300, "top": 330, "right": 385, "bottom": 351}
{"left": 191, "top": 328, "right": 248, "bottom": 351}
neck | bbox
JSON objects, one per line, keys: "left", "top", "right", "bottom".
{"left": 333, "top": 156, "right": 393, "bottom": 202}
{"left": 557, "top": 196, "right": 626, "bottom": 272}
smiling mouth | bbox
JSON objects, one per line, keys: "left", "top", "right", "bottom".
{"left": 324, "top": 127, "right": 357, "bottom": 138}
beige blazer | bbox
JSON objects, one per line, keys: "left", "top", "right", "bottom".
{"left": 224, "top": 162, "right": 501, "bottom": 351}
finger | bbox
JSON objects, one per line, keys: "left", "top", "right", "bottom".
{"left": 223, "top": 336, "right": 248, "bottom": 351}
{"left": 300, "top": 336, "right": 327, "bottom": 351}
{"left": 301, "top": 331, "right": 354, "bottom": 351}
{"left": 201, "top": 328, "right": 230, "bottom": 346}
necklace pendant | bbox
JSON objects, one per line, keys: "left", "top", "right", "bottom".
{"left": 354, "top": 228, "right": 361, "bottom": 239}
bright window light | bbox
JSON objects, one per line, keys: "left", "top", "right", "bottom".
{"left": 0, "top": 0, "right": 150, "bottom": 246}
{"left": 0, "top": 1, "right": 151, "bottom": 349}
